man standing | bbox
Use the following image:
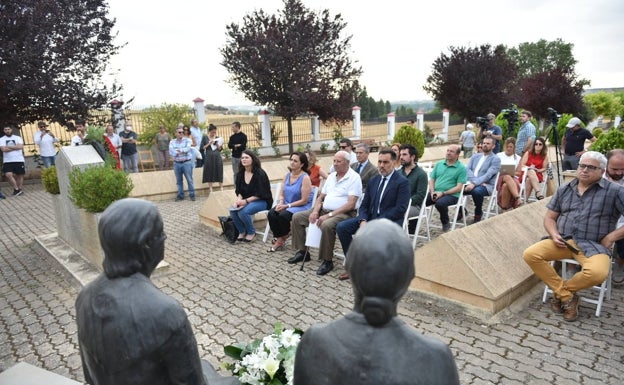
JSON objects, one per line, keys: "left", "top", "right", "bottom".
{"left": 288, "top": 151, "right": 362, "bottom": 276}
{"left": 478, "top": 113, "right": 503, "bottom": 154}
{"left": 399, "top": 144, "right": 429, "bottom": 233}
{"left": 524, "top": 151, "right": 624, "bottom": 321}
{"left": 0, "top": 126, "right": 26, "bottom": 196}
{"left": 228, "top": 121, "right": 247, "bottom": 180}
{"left": 426, "top": 145, "right": 467, "bottom": 232}
{"left": 351, "top": 143, "right": 378, "bottom": 191}
{"left": 33, "top": 121, "right": 58, "bottom": 168}
{"left": 336, "top": 149, "right": 410, "bottom": 280}
{"left": 515, "top": 111, "right": 536, "bottom": 156}
{"left": 464, "top": 137, "right": 501, "bottom": 223}
{"left": 189, "top": 119, "right": 203, "bottom": 168}
{"left": 71, "top": 121, "right": 86, "bottom": 146}
{"left": 459, "top": 124, "right": 476, "bottom": 159}
{"left": 104, "top": 124, "right": 122, "bottom": 158}
{"left": 169, "top": 127, "right": 195, "bottom": 201}
{"left": 119, "top": 125, "right": 139, "bottom": 173}
{"left": 561, "top": 117, "right": 596, "bottom": 171}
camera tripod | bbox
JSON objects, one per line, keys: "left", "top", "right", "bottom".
{"left": 544, "top": 108, "right": 564, "bottom": 186}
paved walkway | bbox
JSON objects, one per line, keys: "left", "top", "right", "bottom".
{"left": 1, "top": 180, "right": 623, "bottom": 384}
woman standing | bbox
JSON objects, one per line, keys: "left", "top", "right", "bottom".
{"left": 202, "top": 124, "right": 223, "bottom": 191}
{"left": 230, "top": 150, "right": 273, "bottom": 242}
{"left": 155, "top": 125, "right": 171, "bottom": 169}
{"left": 496, "top": 137, "right": 522, "bottom": 209}
{"left": 267, "top": 152, "right": 313, "bottom": 252}
{"left": 519, "top": 137, "right": 548, "bottom": 201}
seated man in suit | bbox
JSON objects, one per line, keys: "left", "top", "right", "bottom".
{"left": 294, "top": 220, "right": 460, "bottom": 385}
{"left": 426, "top": 144, "right": 467, "bottom": 232}
{"left": 288, "top": 151, "right": 362, "bottom": 276}
{"left": 464, "top": 137, "right": 501, "bottom": 223}
{"left": 336, "top": 149, "right": 410, "bottom": 280}
{"left": 351, "top": 143, "right": 379, "bottom": 191}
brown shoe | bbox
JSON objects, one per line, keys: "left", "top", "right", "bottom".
{"left": 562, "top": 294, "right": 580, "bottom": 322}
{"left": 338, "top": 272, "right": 349, "bottom": 281}
{"left": 550, "top": 297, "right": 563, "bottom": 314}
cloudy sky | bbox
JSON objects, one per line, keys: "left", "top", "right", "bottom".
{"left": 105, "top": 0, "right": 624, "bottom": 108}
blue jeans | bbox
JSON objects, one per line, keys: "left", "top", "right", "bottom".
{"left": 230, "top": 200, "right": 268, "bottom": 235}
{"left": 174, "top": 160, "right": 195, "bottom": 199}
{"left": 122, "top": 152, "right": 139, "bottom": 173}
{"left": 426, "top": 194, "right": 458, "bottom": 225}
{"left": 336, "top": 217, "right": 360, "bottom": 255}
{"left": 466, "top": 185, "right": 489, "bottom": 216}
{"left": 41, "top": 155, "right": 56, "bottom": 168}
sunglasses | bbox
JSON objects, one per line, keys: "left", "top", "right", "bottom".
{"left": 176, "top": 131, "right": 183, "bottom": 134}
{"left": 339, "top": 146, "right": 347, "bottom": 149}
{"left": 578, "top": 164, "right": 600, "bottom": 171}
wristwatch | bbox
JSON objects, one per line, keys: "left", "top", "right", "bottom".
{"left": 329, "top": 211, "right": 333, "bottom": 217}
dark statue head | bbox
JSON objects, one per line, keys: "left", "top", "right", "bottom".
{"left": 98, "top": 198, "right": 166, "bottom": 279}
{"left": 346, "top": 219, "right": 415, "bottom": 327}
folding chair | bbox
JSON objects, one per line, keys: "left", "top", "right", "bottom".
{"left": 483, "top": 172, "right": 500, "bottom": 219}
{"left": 256, "top": 182, "right": 281, "bottom": 243}
{"left": 427, "top": 184, "right": 467, "bottom": 231}
{"left": 519, "top": 163, "right": 549, "bottom": 203}
{"left": 405, "top": 186, "right": 431, "bottom": 248}
{"left": 542, "top": 258, "right": 613, "bottom": 317}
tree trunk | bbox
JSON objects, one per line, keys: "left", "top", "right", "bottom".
{"left": 287, "top": 117, "right": 294, "bottom": 154}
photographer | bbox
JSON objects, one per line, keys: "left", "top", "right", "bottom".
{"left": 477, "top": 113, "right": 502, "bottom": 154}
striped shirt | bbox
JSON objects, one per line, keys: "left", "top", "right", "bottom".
{"left": 547, "top": 178, "right": 624, "bottom": 256}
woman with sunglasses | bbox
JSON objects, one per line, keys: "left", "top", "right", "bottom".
{"left": 519, "top": 137, "right": 548, "bottom": 201}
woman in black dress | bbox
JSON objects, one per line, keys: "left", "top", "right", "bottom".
{"left": 202, "top": 124, "right": 224, "bottom": 192}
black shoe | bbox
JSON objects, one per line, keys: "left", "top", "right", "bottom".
{"left": 190, "top": 196, "right": 196, "bottom": 201}
{"left": 316, "top": 260, "right": 334, "bottom": 275}
{"left": 175, "top": 196, "right": 184, "bottom": 202}
{"left": 287, "top": 250, "right": 311, "bottom": 264}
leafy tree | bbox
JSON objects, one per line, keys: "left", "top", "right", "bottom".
{"left": 584, "top": 91, "right": 624, "bottom": 120}
{"left": 0, "top": 0, "right": 121, "bottom": 127}
{"left": 221, "top": 0, "right": 362, "bottom": 153}
{"left": 138, "top": 104, "right": 195, "bottom": 146}
{"left": 506, "top": 39, "right": 583, "bottom": 81}
{"left": 423, "top": 44, "right": 518, "bottom": 121}
{"left": 516, "top": 68, "right": 585, "bottom": 121}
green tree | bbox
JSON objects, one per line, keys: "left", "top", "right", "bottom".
{"left": 0, "top": 0, "right": 121, "bottom": 127}
{"left": 506, "top": 39, "right": 582, "bottom": 81}
{"left": 138, "top": 104, "right": 196, "bottom": 146}
{"left": 221, "top": 0, "right": 362, "bottom": 154}
{"left": 423, "top": 44, "right": 518, "bottom": 121}
{"left": 584, "top": 92, "right": 624, "bottom": 120}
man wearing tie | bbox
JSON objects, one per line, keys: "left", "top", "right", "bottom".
{"left": 336, "top": 148, "right": 410, "bottom": 280}
{"left": 351, "top": 143, "right": 379, "bottom": 191}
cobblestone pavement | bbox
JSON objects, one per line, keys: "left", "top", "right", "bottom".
{"left": 1, "top": 183, "right": 623, "bottom": 384}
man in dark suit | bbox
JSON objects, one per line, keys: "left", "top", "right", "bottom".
{"left": 351, "top": 143, "right": 379, "bottom": 191}
{"left": 336, "top": 148, "right": 410, "bottom": 280}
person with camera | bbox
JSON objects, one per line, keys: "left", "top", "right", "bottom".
{"left": 515, "top": 111, "right": 536, "bottom": 156}
{"left": 561, "top": 117, "right": 596, "bottom": 171}
{"left": 477, "top": 113, "right": 503, "bottom": 154}
{"left": 464, "top": 137, "right": 501, "bottom": 223}
{"left": 426, "top": 144, "right": 467, "bottom": 232}
{"left": 33, "top": 121, "right": 59, "bottom": 168}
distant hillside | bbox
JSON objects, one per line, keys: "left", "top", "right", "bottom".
{"left": 391, "top": 100, "right": 436, "bottom": 112}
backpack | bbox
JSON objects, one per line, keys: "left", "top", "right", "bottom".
{"left": 218, "top": 216, "right": 239, "bottom": 244}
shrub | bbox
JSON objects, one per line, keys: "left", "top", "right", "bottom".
{"left": 69, "top": 166, "right": 134, "bottom": 213}
{"left": 592, "top": 127, "right": 604, "bottom": 138}
{"left": 41, "top": 166, "right": 60, "bottom": 194}
{"left": 392, "top": 125, "right": 425, "bottom": 158}
{"left": 320, "top": 143, "right": 328, "bottom": 154}
{"left": 590, "top": 128, "right": 624, "bottom": 155}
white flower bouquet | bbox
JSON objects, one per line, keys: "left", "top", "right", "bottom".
{"left": 223, "top": 323, "right": 303, "bottom": 385}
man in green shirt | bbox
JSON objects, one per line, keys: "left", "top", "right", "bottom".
{"left": 399, "top": 144, "right": 428, "bottom": 234}
{"left": 426, "top": 145, "right": 467, "bottom": 231}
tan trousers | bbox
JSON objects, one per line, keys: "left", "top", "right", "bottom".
{"left": 291, "top": 208, "right": 355, "bottom": 261}
{"left": 523, "top": 239, "right": 610, "bottom": 302}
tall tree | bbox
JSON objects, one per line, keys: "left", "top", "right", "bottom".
{"left": 517, "top": 68, "right": 585, "bottom": 120}
{"left": 0, "top": 0, "right": 121, "bottom": 127}
{"left": 506, "top": 39, "right": 582, "bottom": 80}
{"left": 221, "top": 0, "right": 362, "bottom": 153}
{"left": 423, "top": 44, "right": 518, "bottom": 121}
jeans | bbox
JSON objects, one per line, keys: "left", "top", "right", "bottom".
{"left": 41, "top": 155, "right": 56, "bottom": 168}
{"left": 523, "top": 239, "right": 610, "bottom": 302}
{"left": 231, "top": 157, "right": 241, "bottom": 180}
{"left": 122, "top": 152, "right": 139, "bottom": 173}
{"left": 336, "top": 217, "right": 361, "bottom": 256}
{"left": 229, "top": 200, "right": 268, "bottom": 235}
{"left": 174, "top": 160, "right": 195, "bottom": 199}
{"left": 426, "top": 194, "right": 458, "bottom": 225}
{"left": 466, "top": 185, "right": 489, "bottom": 216}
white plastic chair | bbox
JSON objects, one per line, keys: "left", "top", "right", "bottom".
{"left": 405, "top": 186, "right": 431, "bottom": 249}
{"left": 258, "top": 182, "right": 282, "bottom": 243}
{"left": 542, "top": 258, "right": 613, "bottom": 317}
{"left": 427, "top": 183, "right": 467, "bottom": 231}
{"left": 519, "top": 163, "right": 549, "bottom": 203}
{"left": 483, "top": 172, "right": 500, "bottom": 219}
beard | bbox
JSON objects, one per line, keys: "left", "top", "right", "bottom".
{"left": 607, "top": 171, "right": 624, "bottom": 181}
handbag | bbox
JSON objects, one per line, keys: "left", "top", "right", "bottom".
{"left": 218, "top": 216, "right": 239, "bottom": 244}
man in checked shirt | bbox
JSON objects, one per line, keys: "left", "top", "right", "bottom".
{"left": 523, "top": 151, "right": 624, "bottom": 321}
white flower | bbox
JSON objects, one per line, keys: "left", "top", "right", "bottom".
{"left": 263, "top": 357, "right": 280, "bottom": 379}
{"left": 280, "top": 329, "right": 301, "bottom": 348}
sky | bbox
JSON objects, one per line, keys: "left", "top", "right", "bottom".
{"left": 105, "top": 0, "right": 624, "bottom": 109}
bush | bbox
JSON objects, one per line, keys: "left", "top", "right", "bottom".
{"left": 590, "top": 128, "right": 624, "bottom": 155}
{"left": 592, "top": 127, "right": 604, "bottom": 138}
{"left": 392, "top": 125, "right": 425, "bottom": 158}
{"left": 69, "top": 166, "right": 134, "bottom": 213}
{"left": 41, "top": 166, "right": 60, "bottom": 194}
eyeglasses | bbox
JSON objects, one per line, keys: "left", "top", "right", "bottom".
{"left": 578, "top": 164, "right": 600, "bottom": 171}
{"left": 339, "top": 146, "right": 347, "bottom": 149}
{"left": 176, "top": 131, "right": 183, "bottom": 134}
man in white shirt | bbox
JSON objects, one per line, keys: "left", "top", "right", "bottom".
{"left": 0, "top": 126, "right": 26, "bottom": 196}
{"left": 288, "top": 151, "right": 362, "bottom": 276}
{"left": 33, "top": 121, "right": 59, "bottom": 168}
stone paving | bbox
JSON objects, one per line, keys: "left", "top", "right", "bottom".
{"left": 1, "top": 183, "right": 623, "bottom": 384}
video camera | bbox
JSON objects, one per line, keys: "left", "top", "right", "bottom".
{"left": 476, "top": 116, "right": 489, "bottom": 130}
{"left": 501, "top": 104, "right": 519, "bottom": 136}
{"left": 547, "top": 107, "right": 560, "bottom": 125}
